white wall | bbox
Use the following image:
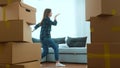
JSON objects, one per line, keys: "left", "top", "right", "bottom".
{"left": 23, "top": 0, "right": 90, "bottom": 43}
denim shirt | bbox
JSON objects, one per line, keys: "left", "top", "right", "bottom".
{"left": 40, "top": 16, "right": 57, "bottom": 39}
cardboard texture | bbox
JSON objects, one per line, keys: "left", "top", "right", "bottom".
{"left": 0, "top": 61, "right": 40, "bottom": 68}
{"left": 87, "top": 43, "right": 120, "bottom": 68}
{"left": 86, "top": 0, "right": 120, "bottom": 21}
{"left": 90, "top": 16, "right": 120, "bottom": 43}
{"left": 0, "top": 0, "right": 22, "bottom": 6}
{"left": 0, "top": 2, "right": 36, "bottom": 25}
{"left": 0, "top": 42, "right": 41, "bottom": 64}
{"left": 0, "top": 20, "right": 32, "bottom": 42}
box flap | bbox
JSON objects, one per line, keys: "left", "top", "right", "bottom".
{"left": 19, "top": 2, "right": 36, "bottom": 12}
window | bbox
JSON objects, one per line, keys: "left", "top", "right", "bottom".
{"left": 23, "top": 0, "right": 90, "bottom": 43}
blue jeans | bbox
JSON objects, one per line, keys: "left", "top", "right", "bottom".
{"left": 41, "top": 37, "right": 59, "bottom": 61}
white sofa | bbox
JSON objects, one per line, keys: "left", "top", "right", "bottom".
{"left": 41, "top": 44, "right": 87, "bottom": 63}
{"left": 32, "top": 37, "right": 87, "bottom": 63}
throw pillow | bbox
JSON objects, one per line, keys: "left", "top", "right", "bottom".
{"left": 67, "top": 37, "right": 87, "bottom": 47}
{"left": 52, "top": 37, "right": 65, "bottom": 44}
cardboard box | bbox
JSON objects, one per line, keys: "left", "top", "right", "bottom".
{"left": 0, "top": 2, "right": 36, "bottom": 25}
{"left": 0, "top": 61, "right": 40, "bottom": 68}
{"left": 0, "top": 42, "right": 41, "bottom": 64}
{"left": 0, "top": 0, "right": 22, "bottom": 6}
{"left": 0, "top": 20, "right": 32, "bottom": 42}
{"left": 86, "top": 0, "right": 120, "bottom": 21}
{"left": 90, "top": 16, "right": 120, "bottom": 43}
{"left": 87, "top": 43, "right": 120, "bottom": 68}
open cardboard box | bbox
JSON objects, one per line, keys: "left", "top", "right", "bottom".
{"left": 0, "top": 2, "right": 36, "bottom": 25}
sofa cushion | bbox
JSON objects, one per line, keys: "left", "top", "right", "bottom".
{"left": 47, "top": 52, "right": 87, "bottom": 63}
{"left": 67, "top": 37, "right": 87, "bottom": 47}
{"left": 59, "top": 44, "right": 69, "bottom": 48}
{"left": 52, "top": 37, "right": 65, "bottom": 44}
{"left": 32, "top": 37, "right": 65, "bottom": 44}
{"left": 49, "top": 46, "right": 87, "bottom": 54}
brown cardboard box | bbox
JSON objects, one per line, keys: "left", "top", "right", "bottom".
{"left": 0, "top": 61, "right": 40, "bottom": 68}
{"left": 0, "top": 0, "right": 22, "bottom": 6}
{"left": 0, "top": 20, "right": 32, "bottom": 42}
{"left": 86, "top": 0, "right": 120, "bottom": 21}
{"left": 87, "top": 43, "right": 120, "bottom": 68}
{"left": 0, "top": 42, "right": 41, "bottom": 64}
{"left": 0, "top": 2, "right": 36, "bottom": 25}
{"left": 90, "top": 16, "right": 120, "bottom": 43}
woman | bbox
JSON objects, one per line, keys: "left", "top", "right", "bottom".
{"left": 39, "top": 8, "right": 65, "bottom": 67}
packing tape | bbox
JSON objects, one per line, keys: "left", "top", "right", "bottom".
{"left": 2, "top": 7, "right": 10, "bottom": 28}
{"left": 104, "top": 43, "right": 110, "bottom": 68}
{"left": 112, "top": 27, "right": 120, "bottom": 32}
{"left": 88, "top": 43, "right": 120, "bottom": 68}
{"left": 112, "top": 9, "right": 117, "bottom": 15}
{"left": 90, "top": 28, "right": 94, "bottom": 32}
{"left": 7, "top": 0, "right": 12, "bottom": 4}
{"left": 3, "top": 7, "right": 6, "bottom": 21}
{"left": 91, "top": 27, "right": 120, "bottom": 32}
{"left": 6, "top": 64, "right": 10, "bottom": 68}
{"left": 88, "top": 54, "right": 120, "bottom": 58}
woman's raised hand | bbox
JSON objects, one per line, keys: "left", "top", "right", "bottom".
{"left": 54, "top": 13, "right": 60, "bottom": 20}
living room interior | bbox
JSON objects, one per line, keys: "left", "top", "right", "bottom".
{"left": 1, "top": 0, "right": 119, "bottom": 68}
{"left": 23, "top": 0, "right": 90, "bottom": 68}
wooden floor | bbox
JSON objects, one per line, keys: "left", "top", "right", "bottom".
{"left": 41, "top": 62, "right": 87, "bottom": 68}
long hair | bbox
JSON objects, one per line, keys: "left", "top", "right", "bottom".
{"left": 40, "top": 8, "right": 51, "bottom": 25}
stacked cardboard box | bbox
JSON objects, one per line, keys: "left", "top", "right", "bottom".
{"left": 0, "top": 61, "right": 40, "bottom": 68}
{"left": 86, "top": 0, "right": 120, "bottom": 68}
{"left": 0, "top": 0, "right": 21, "bottom": 6}
{"left": 0, "top": 20, "right": 32, "bottom": 42}
{"left": 86, "top": 0, "right": 120, "bottom": 21}
{"left": 0, "top": 1, "right": 36, "bottom": 25}
{"left": 90, "top": 16, "right": 120, "bottom": 43}
{"left": 0, "top": 0, "right": 41, "bottom": 68}
{"left": 87, "top": 43, "right": 120, "bottom": 68}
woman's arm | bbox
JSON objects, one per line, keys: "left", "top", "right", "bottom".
{"left": 45, "top": 13, "right": 60, "bottom": 25}
{"left": 45, "top": 17, "right": 57, "bottom": 26}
